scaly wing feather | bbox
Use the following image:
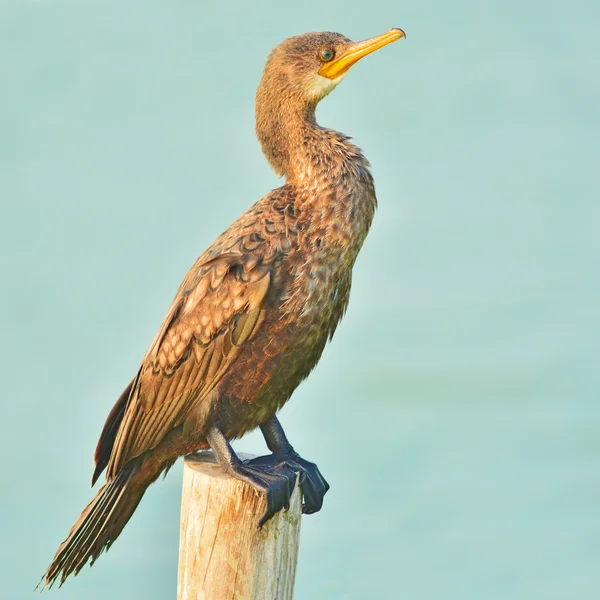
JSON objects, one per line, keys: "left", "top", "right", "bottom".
{"left": 103, "top": 253, "right": 271, "bottom": 480}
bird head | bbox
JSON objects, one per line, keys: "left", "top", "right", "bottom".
{"left": 255, "top": 29, "right": 405, "bottom": 177}
{"left": 259, "top": 29, "right": 405, "bottom": 104}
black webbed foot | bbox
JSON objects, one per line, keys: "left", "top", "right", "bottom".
{"left": 245, "top": 452, "right": 330, "bottom": 516}
{"left": 206, "top": 421, "right": 330, "bottom": 528}
{"left": 233, "top": 459, "right": 298, "bottom": 527}
{"left": 205, "top": 424, "right": 299, "bottom": 528}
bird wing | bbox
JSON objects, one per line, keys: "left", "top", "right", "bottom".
{"left": 104, "top": 252, "right": 271, "bottom": 480}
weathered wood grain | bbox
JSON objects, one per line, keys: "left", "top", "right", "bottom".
{"left": 177, "top": 451, "right": 302, "bottom": 600}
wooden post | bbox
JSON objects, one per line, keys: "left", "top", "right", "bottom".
{"left": 177, "top": 451, "right": 302, "bottom": 600}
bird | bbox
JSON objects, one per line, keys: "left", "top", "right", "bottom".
{"left": 42, "top": 27, "right": 405, "bottom": 588}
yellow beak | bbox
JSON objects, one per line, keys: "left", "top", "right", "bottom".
{"left": 318, "top": 28, "right": 405, "bottom": 80}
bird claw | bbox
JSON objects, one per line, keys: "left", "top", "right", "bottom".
{"left": 237, "top": 459, "right": 297, "bottom": 527}
{"left": 245, "top": 452, "right": 329, "bottom": 520}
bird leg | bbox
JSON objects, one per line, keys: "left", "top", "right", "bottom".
{"left": 205, "top": 424, "right": 298, "bottom": 527}
{"left": 246, "top": 416, "right": 330, "bottom": 515}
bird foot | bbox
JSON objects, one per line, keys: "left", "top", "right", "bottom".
{"left": 228, "top": 459, "right": 298, "bottom": 527}
{"left": 245, "top": 452, "right": 329, "bottom": 519}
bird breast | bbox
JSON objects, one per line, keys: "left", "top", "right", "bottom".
{"left": 288, "top": 169, "right": 376, "bottom": 332}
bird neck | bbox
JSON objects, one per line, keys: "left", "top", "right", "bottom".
{"left": 255, "top": 90, "right": 321, "bottom": 179}
{"left": 255, "top": 87, "right": 375, "bottom": 225}
{"left": 256, "top": 96, "right": 369, "bottom": 189}
{"left": 256, "top": 89, "right": 376, "bottom": 265}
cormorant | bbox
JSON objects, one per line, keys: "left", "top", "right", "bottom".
{"left": 43, "top": 27, "right": 405, "bottom": 588}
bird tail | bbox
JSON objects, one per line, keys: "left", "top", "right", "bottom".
{"left": 41, "top": 462, "right": 147, "bottom": 589}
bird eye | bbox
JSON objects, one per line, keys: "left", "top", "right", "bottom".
{"left": 320, "top": 48, "right": 335, "bottom": 62}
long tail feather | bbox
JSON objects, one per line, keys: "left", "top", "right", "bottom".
{"left": 41, "top": 463, "right": 145, "bottom": 589}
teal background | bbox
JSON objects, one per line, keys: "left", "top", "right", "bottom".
{"left": 1, "top": 0, "right": 599, "bottom": 598}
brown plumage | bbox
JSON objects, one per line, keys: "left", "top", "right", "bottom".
{"left": 42, "top": 28, "right": 404, "bottom": 588}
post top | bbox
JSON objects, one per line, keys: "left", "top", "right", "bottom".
{"left": 184, "top": 451, "right": 259, "bottom": 480}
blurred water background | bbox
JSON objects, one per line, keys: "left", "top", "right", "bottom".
{"left": 1, "top": 0, "right": 599, "bottom": 598}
